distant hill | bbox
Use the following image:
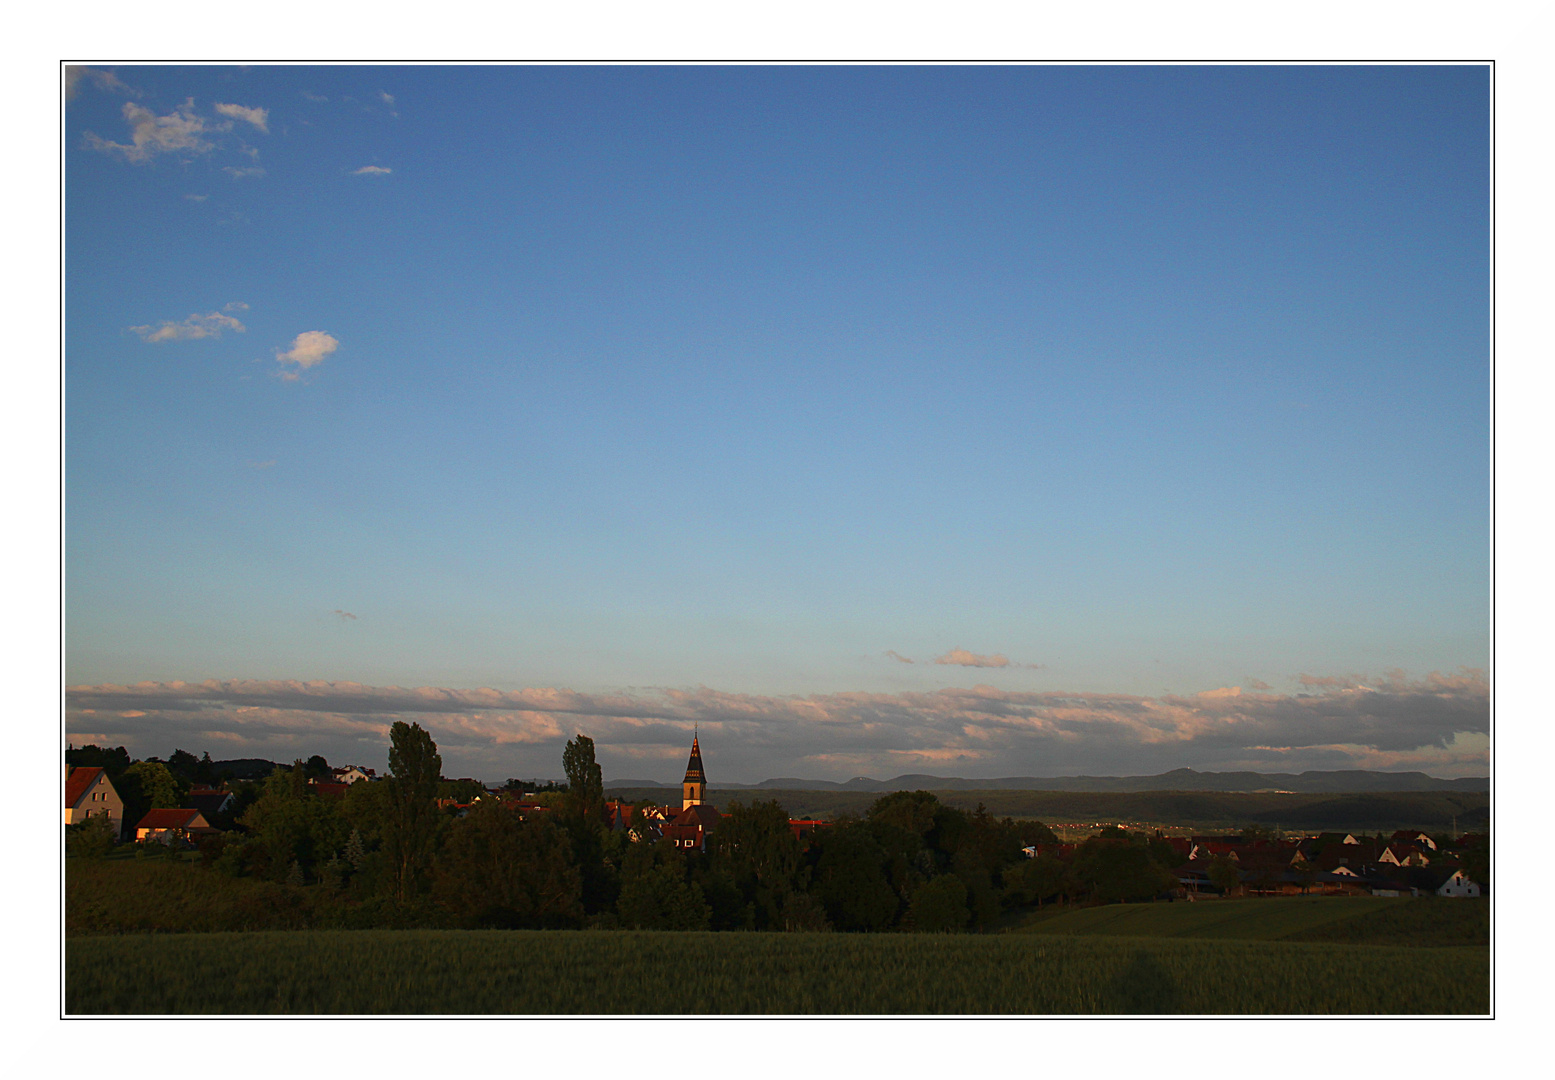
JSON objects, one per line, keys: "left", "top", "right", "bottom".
{"left": 605, "top": 768, "right": 1487, "bottom": 794}
{"left": 600, "top": 786, "right": 1489, "bottom": 832}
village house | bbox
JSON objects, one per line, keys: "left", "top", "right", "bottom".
{"left": 331, "top": 765, "right": 376, "bottom": 785}
{"left": 65, "top": 765, "right": 124, "bottom": 836}
{"left": 1434, "top": 868, "right": 1481, "bottom": 897}
{"left": 134, "top": 808, "right": 217, "bottom": 844}
{"left": 187, "top": 786, "right": 235, "bottom": 821}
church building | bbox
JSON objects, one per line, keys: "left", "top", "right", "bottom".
{"left": 660, "top": 733, "right": 720, "bottom": 851}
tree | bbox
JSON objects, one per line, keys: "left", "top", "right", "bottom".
{"left": 562, "top": 734, "right": 603, "bottom": 817}
{"left": 1460, "top": 832, "right": 1490, "bottom": 889}
{"left": 1003, "top": 853, "right": 1070, "bottom": 909}
{"left": 1073, "top": 837, "right": 1178, "bottom": 903}
{"left": 433, "top": 801, "right": 585, "bottom": 928}
{"left": 66, "top": 814, "right": 117, "bottom": 858}
{"left": 1292, "top": 857, "right": 1319, "bottom": 895}
{"left": 813, "top": 820, "right": 901, "bottom": 931}
{"left": 1207, "top": 855, "right": 1241, "bottom": 896}
{"left": 384, "top": 721, "right": 443, "bottom": 904}
{"left": 709, "top": 799, "right": 805, "bottom": 929}
{"left": 118, "top": 760, "right": 180, "bottom": 841}
{"left": 236, "top": 764, "right": 349, "bottom": 881}
{"left": 167, "top": 749, "right": 201, "bottom": 783}
{"left": 305, "top": 754, "right": 331, "bottom": 780}
{"left": 66, "top": 744, "right": 131, "bottom": 780}
{"left": 909, "top": 874, "right": 970, "bottom": 932}
{"left": 617, "top": 840, "right": 711, "bottom": 930}
{"left": 868, "top": 790, "right": 940, "bottom": 836}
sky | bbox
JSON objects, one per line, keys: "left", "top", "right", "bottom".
{"left": 64, "top": 64, "right": 1490, "bottom": 783}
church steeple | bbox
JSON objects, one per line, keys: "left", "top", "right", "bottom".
{"left": 681, "top": 732, "right": 707, "bottom": 810}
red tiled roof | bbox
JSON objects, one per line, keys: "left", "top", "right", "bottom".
{"left": 136, "top": 808, "right": 208, "bottom": 831}
{"left": 670, "top": 803, "right": 720, "bottom": 828}
{"left": 66, "top": 767, "right": 104, "bottom": 808}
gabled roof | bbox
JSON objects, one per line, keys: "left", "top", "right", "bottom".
{"left": 682, "top": 735, "right": 707, "bottom": 784}
{"left": 670, "top": 803, "right": 720, "bottom": 829}
{"left": 65, "top": 767, "right": 105, "bottom": 808}
{"left": 187, "top": 791, "right": 233, "bottom": 817}
{"left": 136, "top": 808, "right": 211, "bottom": 831}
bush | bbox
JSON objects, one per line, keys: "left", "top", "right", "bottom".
{"left": 66, "top": 815, "right": 117, "bottom": 859}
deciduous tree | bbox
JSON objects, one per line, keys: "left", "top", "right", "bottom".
{"left": 433, "top": 800, "right": 585, "bottom": 928}
{"left": 909, "top": 874, "right": 970, "bottom": 932}
{"left": 562, "top": 733, "right": 603, "bottom": 818}
{"left": 383, "top": 721, "right": 443, "bottom": 904}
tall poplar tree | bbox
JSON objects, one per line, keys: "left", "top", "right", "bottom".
{"left": 385, "top": 721, "right": 442, "bottom": 904}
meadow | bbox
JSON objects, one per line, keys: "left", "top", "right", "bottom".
{"left": 66, "top": 927, "right": 1487, "bottom": 1015}
{"left": 1007, "top": 896, "right": 1489, "bottom": 945}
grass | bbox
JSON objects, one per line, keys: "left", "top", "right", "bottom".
{"left": 66, "top": 929, "right": 1488, "bottom": 1015}
{"left": 1284, "top": 897, "right": 1490, "bottom": 947}
{"left": 1005, "top": 896, "right": 1489, "bottom": 946}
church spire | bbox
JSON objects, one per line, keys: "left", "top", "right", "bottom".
{"left": 681, "top": 732, "right": 707, "bottom": 810}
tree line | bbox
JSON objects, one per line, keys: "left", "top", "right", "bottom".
{"left": 66, "top": 725, "right": 1256, "bottom": 931}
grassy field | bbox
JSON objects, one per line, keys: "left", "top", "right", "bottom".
{"left": 1007, "top": 896, "right": 1489, "bottom": 946}
{"left": 607, "top": 787, "right": 1489, "bottom": 832}
{"left": 66, "top": 928, "right": 1487, "bottom": 1015}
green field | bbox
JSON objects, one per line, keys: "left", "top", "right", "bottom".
{"left": 607, "top": 787, "right": 1489, "bottom": 832}
{"left": 66, "top": 928, "right": 1487, "bottom": 1015}
{"left": 1007, "top": 896, "right": 1489, "bottom": 946}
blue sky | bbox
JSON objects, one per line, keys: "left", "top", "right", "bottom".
{"left": 64, "top": 65, "right": 1489, "bottom": 781}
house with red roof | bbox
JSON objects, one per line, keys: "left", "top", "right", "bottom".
{"left": 135, "top": 808, "right": 217, "bottom": 844}
{"left": 65, "top": 766, "right": 123, "bottom": 836}
{"left": 789, "top": 819, "right": 827, "bottom": 843}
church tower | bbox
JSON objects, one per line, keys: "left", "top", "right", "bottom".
{"left": 681, "top": 733, "right": 707, "bottom": 810}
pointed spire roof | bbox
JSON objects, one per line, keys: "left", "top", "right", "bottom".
{"left": 682, "top": 734, "right": 707, "bottom": 784}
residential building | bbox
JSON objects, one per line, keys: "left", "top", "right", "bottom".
{"left": 65, "top": 766, "right": 123, "bottom": 836}
{"left": 135, "top": 808, "right": 217, "bottom": 844}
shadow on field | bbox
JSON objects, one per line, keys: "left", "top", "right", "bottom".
{"left": 1101, "top": 949, "right": 1181, "bottom": 1014}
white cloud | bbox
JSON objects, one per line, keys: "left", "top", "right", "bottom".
{"left": 353, "top": 165, "right": 392, "bottom": 175}
{"left": 129, "top": 311, "right": 246, "bottom": 343}
{"left": 65, "top": 66, "right": 139, "bottom": 101}
{"left": 224, "top": 166, "right": 265, "bottom": 180}
{"left": 214, "top": 102, "right": 269, "bottom": 133}
{"left": 83, "top": 99, "right": 213, "bottom": 162}
{"left": 184, "top": 194, "right": 208, "bottom": 202}
{"left": 274, "top": 331, "right": 339, "bottom": 378}
{"left": 885, "top": 650, "right": 915, "bottom": 664}
{"left": 223, "top": 301, "right": 249, "bottom": 312}
{"left": 300, "top": 91, "right": 328, "bottom": 103}
{"left": 934, "top": 649, "right": 1010, "bottom": 668}
{"left": 379, "top": 91, "right": 395, "bottom": 105}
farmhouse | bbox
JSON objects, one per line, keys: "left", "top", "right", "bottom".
{"left": 65, "top": 766, "right": 123, "bottom": 836}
